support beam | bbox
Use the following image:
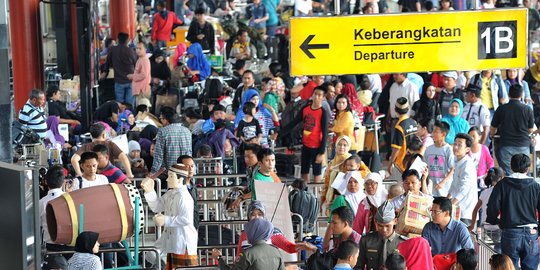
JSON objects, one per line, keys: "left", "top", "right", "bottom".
{"left": 51, "top": 0, "right": 74, "bottom": 76}
{"left": 9, "top": 0, "right": 43, "bottom": 112}
{"left": 77, "top": 3, "right": 92, "bottom": 131}
{"left": 0, "top": 0, "right": 12, "bottom": 163}
{"left": 109, "top": 0, "right": 135, "bottom": 40}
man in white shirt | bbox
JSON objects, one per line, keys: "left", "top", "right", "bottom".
{"left": 388, "top": 73, "right": 419, "bottom": 119}
{"left": 461, "top": 85, "right": 490, "bottom": 144}
{"left": 141, "top": 164, "right": 199, "bottom": 268}
{"left": 71, "top": 152, "right": 109, "bottom": 190}
{"left": 448, "top": 133, "right": 478, "bottom": 226}
{"left": 40, "top": 165, "right": 70, "bottom": 268}
{"left": 294, "top": 0, "right": 312, "bottom": 16}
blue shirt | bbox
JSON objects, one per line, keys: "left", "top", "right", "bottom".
{"left": 246, "top": 3, "right": 268, "bottom": 29}
{"left": 421, "top": 219, "right": 474, "bottom": 256}
{"left": 202, "top": 118, "right": 215, "bottom": 134}
{"left": 333, "top": 263, "right": 353, "bottom": 270}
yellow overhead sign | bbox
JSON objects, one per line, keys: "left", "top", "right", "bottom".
{"left": 290, "top": 9, "right": 527, "bottom": 75}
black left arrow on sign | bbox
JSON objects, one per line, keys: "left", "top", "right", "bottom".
{"left": 300, "top": 35, "right": 330, "bottom": 59}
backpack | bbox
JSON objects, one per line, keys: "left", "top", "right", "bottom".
{"left": 289, "top": 187, "right": 319, "bottom": 233}
{"left": 280, "top": 99, "right": 308, "bottom": 147}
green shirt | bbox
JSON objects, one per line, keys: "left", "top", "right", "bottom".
{"left": 250, "top": 171, "right": 274, "bottom": 200}
{"left": 328, "top": 195, "right": 350, "bottom": 222}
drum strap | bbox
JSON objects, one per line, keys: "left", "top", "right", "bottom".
{"left": 62, "top": 193, "right": 78, "bottom": 246}
{"left": 110, "top": 184, "right": 129, "bottom": 241}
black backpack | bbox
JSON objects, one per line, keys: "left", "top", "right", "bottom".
{"left": 289, "top": 187, "right": 319, "bottom": 233}
{"left": 280, "top": 99, "right": 308, "bottom": 147}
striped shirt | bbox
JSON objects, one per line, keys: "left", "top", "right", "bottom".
{"left": 151, "top": 123, "right": 192, "bottom": 173}
{"left": 100, "top": 162, "right": 127, "bottom": 184}
{"left": 18, "top": 100, "right": 47, "bottom": 138}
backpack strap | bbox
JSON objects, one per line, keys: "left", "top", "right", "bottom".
{"left": 477, "top": 104, "right": 483, "bottom": 118}
{"left": 77, "top": 176, "right": 83, "bottom": 189}
{"left": 465, "top": 104, "right": 473, "bottom": 121}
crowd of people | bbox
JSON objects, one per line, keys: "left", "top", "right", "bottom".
{"left": 16, "top": 0, "right": 540, "bottom": 269}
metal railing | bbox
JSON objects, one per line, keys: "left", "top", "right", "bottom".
{"left": 131, "top": 177, "right": 162, "bottom": 243}
{"left": 194, "top": 157, "right": 224, "bottom": 176}
{"left": 472, "top": 232, "right": 498, "bottom": 270}
{"left": 44, "top": 246, "right": 161, "bottom": 270}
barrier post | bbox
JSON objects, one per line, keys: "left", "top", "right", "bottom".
{"left": 79, "top": 204, "right": 84, "bottom": 233}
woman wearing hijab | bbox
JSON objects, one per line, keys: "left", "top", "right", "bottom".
{"left": 139, "top": 125, "right": 159, "bottom": 171}
{"left": 234, "top": 89, "right": 276, "bottom": 147}
{"left": 397, "top": 237, "right": 433, "bottom": 270}
{"left": 67, "top": 231, "right": 102, "bottom": 270}
{"left": 44, "top": 116, "right": 69, "bottom": 150}
{"left": 213, "top": 218, "right": 285, "bottom": 270}
{"left": 321, "top": 136, "right": 352, "bottom": 210}
{"left": 173, "top": 43, "right": 187, "bottom": 69}
{"left": 150, "top": 49, "right": 172, "bottom": 114}
{"left": 441, "top": 98, "right": 470, "bottom": 145}
{"left": 332, "top": 95, "right": 359, "bottom": 154}
{"left": 412, "top": 82, "right": 441, "bottom": 123}
{"left": 186, "top": 43, "right": 211, "bottom": 81}
{"left": 330, "top": 171, "right": 365, "bottom": 216}
{"left": 504, "top": 68, "right": 532, "bottom": 106}
{"left": 353, "top": 172, "right": 388, "bottom": 234}
{"left": 341, "top": 83, "right": 364, "bottom": 126}
{"left": 235, "top": 201, "right": 298, "bottom": 257}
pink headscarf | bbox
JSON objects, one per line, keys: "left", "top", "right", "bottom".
{"left": 173, "top": 43, "right": 187, "bottom": 69}
{"left": 398, "top": 237, "right": 434, "bottom": 270}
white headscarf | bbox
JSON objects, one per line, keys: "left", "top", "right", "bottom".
{"left": 343, "top": 170, "right": 365, "bottom": 215}
{"left": 364, "top": 172, "right": 388, "bottom": 210}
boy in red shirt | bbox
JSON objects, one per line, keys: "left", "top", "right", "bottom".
{"left": 281, "top": 85, "right": 329, "bottom": 183}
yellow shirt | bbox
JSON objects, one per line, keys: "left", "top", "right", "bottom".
{"left": 480, "top": 77, "right": 494, "bottom": 109}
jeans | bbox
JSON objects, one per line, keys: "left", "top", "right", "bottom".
{"left": 501, "top": 228, "right": 539, "bottom": 270}
{"left": 496, "top": 146, "right": 530, "bottom": 176}
{"left": 114, "top": 82, "right": 134, "bottom": 105}
{"left": 266, "top": 25, "right": 277, "bottom": 37}
{"left": 155, "top": 40, "right": 167, "bottom": 52}
{"left": 174, "top": 0, "right": 185, "bottom": 22}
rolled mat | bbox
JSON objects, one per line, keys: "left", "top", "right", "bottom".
{"left": 46, "top": 184, "right": 144, "bottom": 246}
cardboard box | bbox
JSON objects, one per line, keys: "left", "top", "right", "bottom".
{"left": 59, "top": 79, "right": 80, "bottom": 101}
{"left": 452, "top": 204, "right": 461, "bottom": 221}
{"left": 396, "top": 193, "right": 432, "bottom": 235}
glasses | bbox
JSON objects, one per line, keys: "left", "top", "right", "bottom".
{"left": 430, "top": 210, "right": 444, "bottom": 215}
{"left": 365, "top": 182, "right": 378, "bottom": 186}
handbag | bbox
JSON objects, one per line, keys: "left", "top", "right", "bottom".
{"left": 305, "top": 249, "right": 336, "bottom": 270}
{"left": 152, "top": 83, "right": 168, "bottom": 96}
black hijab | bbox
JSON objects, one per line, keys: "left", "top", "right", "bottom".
{"left": 140, "top": 125, "right": 158, "bottom": 141}
{"left": 416, "top": 82, "right": 438, "bottom": 121}
{"left": 75, "top": 231, "right": 99, "bottom": 254}
{"left": 151, "top": 50, "right": 171, "bottom": 80}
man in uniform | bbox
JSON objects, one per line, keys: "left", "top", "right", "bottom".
{"left": 356, "top": 201, "right": 407, "bottom": 270}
